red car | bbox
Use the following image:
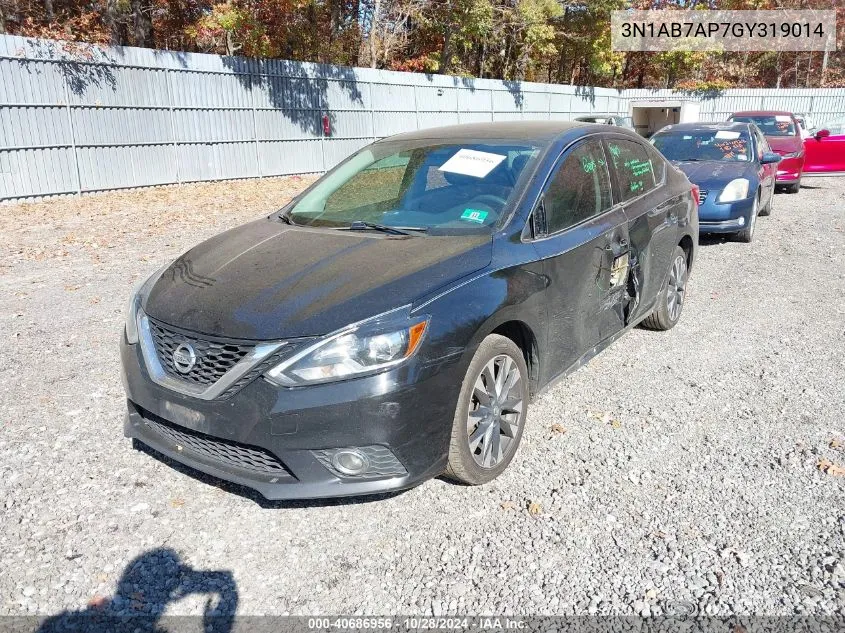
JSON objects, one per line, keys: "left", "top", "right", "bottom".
{"left": 803, "top": 116, "right": 845, "bottom": 177}
{"left": 729, "top": 111, "right": 804, "bottom": 193}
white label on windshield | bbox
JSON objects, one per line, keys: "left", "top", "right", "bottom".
{"left": 439, "top": 149, "right": 507, "bottom": 178}
{"left": 715, "top": 131, "right": 741, "bottom": 139}
{"left": 775, "top": 115, "right": 791, "bottom": 122}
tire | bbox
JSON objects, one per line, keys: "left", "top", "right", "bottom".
{"left": 735, "top": 195, "right": 759, "bottom": 243}
{"left": 759, "top": 189, "right": 773, "bottom": 216}
{"left": 641, "top": 245, "right": 688, "bottom": 332}
{"left": 444, "top": 334, "right": 529, "bottom": 485}
{"left": 785, "top": 181, "right": 800, "bottom": 194}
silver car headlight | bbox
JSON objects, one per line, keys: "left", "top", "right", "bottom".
{"left": 265, "top": 310, "right": 429, "bottom": 386}
{"left": 717, "top": 178, "right": 750, "bottom": 203}
{"left": 124, "top": 263, "right": 170, "bottom": 344}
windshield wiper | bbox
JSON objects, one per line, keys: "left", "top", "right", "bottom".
{"left": 344, "top": 221, "right": 427, "bottom": 236}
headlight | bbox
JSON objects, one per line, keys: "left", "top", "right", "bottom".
{"left": 124, "top": 264, "right": 169, "bottom": 344}
{"left": 265, "top": 311, "right": 429, "bottom": 386}
{"left": 718, "top": 178, "right": 750, "bottom": 203}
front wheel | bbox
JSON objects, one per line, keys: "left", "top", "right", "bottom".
{"left": 444, "top": 334, "right": 529, "bottom": 485}
{"left": 641, "top": 246, "right": 688, "bottom": 332}
{"left": 735, "top": 195, "right": 759, "bottom": 243}
{"left": 759, "top": 189, "right": 773, "bottom": 216}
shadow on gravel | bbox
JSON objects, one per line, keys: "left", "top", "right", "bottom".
{"left": 697, "top": 235, "right": 736, "bottom": 247}
{"left": 36, "top": 548, "right": 238, "bottom": 633}
{"left": 133, "top": 440, "right": 408, "bottom": 509}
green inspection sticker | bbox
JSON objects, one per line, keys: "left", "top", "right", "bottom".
{"left": 460, "top": 208, "right": 488, "bottom": 224}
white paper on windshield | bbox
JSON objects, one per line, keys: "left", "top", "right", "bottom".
{"left": 775, "top": 115, "right": 791, "bottom": 122}
{"left": 439, "top": 149, "right": 507, "bottom": 178}
{"left": 715, "top": 131, "right": 741, "bottom": 139}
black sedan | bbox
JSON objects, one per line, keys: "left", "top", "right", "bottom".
{"left": 651, "top": 122, "right": 781, "bottom": 242}
{"left": 121, "top": 122, "right": 699, "bottom": 499}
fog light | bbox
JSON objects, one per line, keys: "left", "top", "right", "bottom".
{"left": 738, "top": 216, "right": 745, "bottom": 226}
{"left": 331, "top": 450, "right": 369, "bottom": 476}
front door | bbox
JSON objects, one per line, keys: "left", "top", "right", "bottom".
{"left": 804, "top": 118, "right": 845, "bottom": 175}
{"left": 604, "top": 136, "right": 680, "bottom": 324}
{"left": 530, "top": 137, "right": 631, "bottom": 378}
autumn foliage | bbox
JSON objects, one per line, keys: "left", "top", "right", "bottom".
{"left": 1, "top": 0, "right": 842, "bottom": 88}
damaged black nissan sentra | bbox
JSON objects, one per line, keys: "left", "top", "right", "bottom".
{"left": 121, "top": 122, "right": 699, "bottom": 500}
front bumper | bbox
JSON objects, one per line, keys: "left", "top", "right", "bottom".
{"left": 121, "top": 336, "right": 464, "bottom": 500}
{"left": 697, "top": 192, "right": 755, "bottom": 234}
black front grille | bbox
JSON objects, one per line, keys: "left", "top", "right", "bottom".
{"left": 143, "top": 414, "right": 293, "bottom": 478}
{"left": 698, "top": 189, "right": 708, "bottom": 204}
{"left": 148, "top": 319, "right": 253, "bottom": 386}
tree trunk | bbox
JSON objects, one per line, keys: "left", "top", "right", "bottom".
{"left": 44, "top": 0, "right": 54, "bottom": 22}
{"left": 369, "top": 0, "right": 380, "bottom": 68}
{"left": 105, "top": 0, "right": 121, "bottom": 45}
{"left": 131, "top": 0, "right": 152, "bottom": 47}
{"left": 441, "top": 28, "right": 453, "bottom": 74}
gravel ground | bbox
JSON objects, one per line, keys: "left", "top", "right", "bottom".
{"left": 1, "top": 175, "right": 844, "bottom": 619}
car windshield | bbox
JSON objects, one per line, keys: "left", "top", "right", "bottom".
{"left": 286, "top": 140, "right": 541, "bottom": 233}
{"left": 652, "top": 130, "right": 752, "bottom": 162}
{"left": 730, "top": 115, "right": 796, "bottom": 137}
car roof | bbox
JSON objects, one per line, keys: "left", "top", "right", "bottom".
{"left": 574, "top": 113, "right": 623, "bottom": 118}
{"left": 656, "top": 122, "right": 752, "bottom": 134}
{"left": 380, "top": 121, "right": 592, "bottom": 145}
{"left": 730, "top": 110, "right": 794, "bottom": 117}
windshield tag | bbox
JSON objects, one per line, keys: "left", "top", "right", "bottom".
{"left": 439, "top": 149, "right": 506, "bottom": 178}
{"left": 460, "top": 209, "right": 489, "bottom": 224}
{"left": 715, "top": 131, "right": 740, "bottom": 139}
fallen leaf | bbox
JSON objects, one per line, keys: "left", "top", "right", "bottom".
{"left": 550, "top": 423, "right": 566, "bottom": 435}
{"left": 527, "top": 501, "right": 542, "bottom": 516}
{"left": 64, "top": 285, "right": 81, "bottom": 291}
{"left": 170, "top": 498, "right": 185, "bottom": 508}
{"left": 500, "top": 500, "right": 516, "bottom": 511}
{"left": 610, "top": 419, "right": 622, "bottom": 429}
{"left": 817, "top": 458, "right": 845, "bottom": 477}
{"left": 830, "top": 438, "right": 843, "bottom": 449}
{"left": 87, "top": 595, "right": 108, "bottom": 609}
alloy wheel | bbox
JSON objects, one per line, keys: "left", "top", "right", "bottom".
{"left": 466, "top": 354, "right": 525, "bottom": 468}
{"left": 666, "top": 254, "right": 687, "bottom": 322}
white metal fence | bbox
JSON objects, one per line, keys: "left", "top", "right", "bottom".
{"left": 1, "top": 34, "right": 844, "bottom": 201}
{"left": 0, "top": 35, "right": 622, "bottom": 201}
{"left": 620, "top": 88, "right": 845, "bottom": 125}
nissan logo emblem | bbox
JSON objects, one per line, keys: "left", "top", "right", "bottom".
{"left": 172, "top": 343, "right": 197, "bottom": 374}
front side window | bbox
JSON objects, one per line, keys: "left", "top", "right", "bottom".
{"left": 730, "top": 115, "right": 797, "bottom": 137}
{"left": 544, "top": 139, "right": 612, "bottom": 234}
{"left": 606, "top": 139, "right": 656, "bottom": 201}
{"left": 652, "top": 129, "right": 752, "bottom": 163}
{"left": 288, "top": 141, "right": 541, "bottom": 233}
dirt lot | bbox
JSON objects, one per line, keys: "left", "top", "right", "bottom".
{"left": 1, "top": 176, "right": 844, "bottom": 618}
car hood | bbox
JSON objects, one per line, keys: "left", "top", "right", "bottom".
{"left": 765, "top": 135, "right": 803, "bottom": 154}
{"left": 143, "top": 219, "right": 493, "bottom": 340}
{"left": 673, "top": 160, "right": 755, "bottom": 188}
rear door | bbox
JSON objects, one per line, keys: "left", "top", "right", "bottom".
{"left": 530, "top": 137, "right": 631, "bottom": 375}
{"left": 605, "top": 135, "right": 682, "bottom": 323}
{"left": 804, "top": 117, "right": 845, "bottom": 175}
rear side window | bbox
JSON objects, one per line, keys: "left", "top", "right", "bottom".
{"left": 606, "top": 139, "right": 656, "bottom": 201}
{"left": 544, "top": 139, "right": 612, "bottom": 234}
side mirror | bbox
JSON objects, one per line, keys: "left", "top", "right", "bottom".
{"left": 761, "top": 152, "right": 782, "bottom": 164}
{"left": 815, "top": 129, "right": 831, "bottom": 140}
